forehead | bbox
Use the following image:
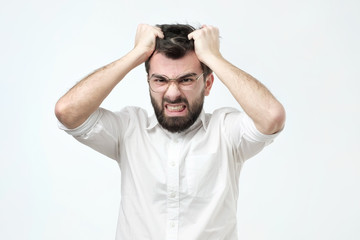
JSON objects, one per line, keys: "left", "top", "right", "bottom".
{"left": 148, "top": 51, "right": 202, "bottom": 77}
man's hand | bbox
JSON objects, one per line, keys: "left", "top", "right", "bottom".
{"left": 189, "top": 25, "right": 285, "bottom": 135}
{"left": 134, "top": 24, "right": 164, "bottom": 62}
{"left": 188, "top": 25, "right": 222, "bottom": 66}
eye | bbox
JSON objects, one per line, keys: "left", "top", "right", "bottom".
{"left": 179, "top": 78, "right": 195, "bottom": 83}
{"left": 153, "top": 77, "right": 168, "bottom": 84}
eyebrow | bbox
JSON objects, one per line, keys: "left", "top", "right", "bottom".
{"left": 150, "top": 72, "right": 198, "bottom": 79}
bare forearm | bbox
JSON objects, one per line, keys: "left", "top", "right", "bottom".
{"left": 55, "top": 24, "right": 164, "bottom": 129}
{"left": 208, "top": 55, "right": 286, "bottom": 134}
{"left": 55, "top": 48, "right": 147, "bottom": 129}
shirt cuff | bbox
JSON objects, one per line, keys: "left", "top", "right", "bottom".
{"left": 243, "top": 113, "right": 281, "bottom": 144}
{"left": 57, "top": 108, "right": 103, "bottom": 137}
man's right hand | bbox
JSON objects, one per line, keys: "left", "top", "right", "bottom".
{"left": 133, "top": 24, "right": 164, "bottom": 62}
{"left": 55, "top": 24, "right": 163, "bottom": 129}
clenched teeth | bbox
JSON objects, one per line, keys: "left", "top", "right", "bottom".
{"left": 167, "top": 105, "right": 185, "bottom": 111}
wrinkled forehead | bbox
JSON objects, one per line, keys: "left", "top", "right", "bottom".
{"left": 148, "top": 52, "right": 202, "bottom": 78}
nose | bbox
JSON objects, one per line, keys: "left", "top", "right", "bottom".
{"left": 164, "top": 81, "right": 182, "bottom": 101}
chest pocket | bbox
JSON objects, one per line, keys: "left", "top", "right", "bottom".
{"left": 185, "top": 153, "right": 225, "bottom": 197}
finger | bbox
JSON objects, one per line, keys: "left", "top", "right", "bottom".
{"left": 188, "top": 29, "right": 201, "bottom": 40}
{"left": 188, "top": 32, "right": 193, "bottom": 40}
{"left": 154, "top": 26, "right": 164, "bottom": 39}
{"left": 156, "top": 30, "right": 164, "bottom": 39}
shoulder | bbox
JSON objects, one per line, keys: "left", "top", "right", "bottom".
{"left": 86, "top": 106, "right": 150, "bottom": 131}
{"left": 113, "top": 106, "right": 152, "bottom": 128}
{"left": 116, "top": 106, "right": 149, "bottom": 118}
{"left": 205, "top": 107, "right": 243, "bottom": 123}
{"left": 211, "top": 107, "right": 241, "bottom": 116}
{"left": 200, "top": 107, "right": 244, "bottom": 133}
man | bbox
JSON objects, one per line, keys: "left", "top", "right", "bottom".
{"left": 55, "top": 23, "right": 285, "bottom": 240}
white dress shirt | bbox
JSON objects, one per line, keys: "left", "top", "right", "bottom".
{"left": 59, "top": 106, "right": 280, "bottom": 240}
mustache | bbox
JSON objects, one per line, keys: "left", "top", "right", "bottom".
{"left": 163, "top": 97, "right": 189, "bottom": 105}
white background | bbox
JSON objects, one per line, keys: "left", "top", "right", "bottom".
{"left": 1, "top": 0, "right": 359, "bottom": 239}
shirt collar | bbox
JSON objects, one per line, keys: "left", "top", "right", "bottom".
{"left": 146, "top": 109, "right": 207, "bottom": 132}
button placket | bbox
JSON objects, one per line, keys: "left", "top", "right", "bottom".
{"left": 166, "top": 138, "right": 181, "bottom": 240}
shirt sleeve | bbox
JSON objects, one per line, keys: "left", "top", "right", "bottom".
{"left": 222, "top": 108, "right": 281, "bottom": 162}
{"left": 58, "top": 107, "right": 130, "bottom": 161}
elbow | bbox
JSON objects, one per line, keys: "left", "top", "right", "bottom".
{"left": 267, "top": 104, "right": 286, "bottom": 134}
{"left": 54, "top": 99, "right": 68, "bottom": 125}
{"left": 256, "top": 104, "right": 286, "bottom": 135}
{"left": 54, "top": 100, "right": 80, "bottom": 129}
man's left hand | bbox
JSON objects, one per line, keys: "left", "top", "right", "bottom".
{"left": 188, "top": 25, "right": 222, "bottom": 65}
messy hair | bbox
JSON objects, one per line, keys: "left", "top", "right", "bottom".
{"left": 144, "top": 24, "right": 212, "bottom": 78}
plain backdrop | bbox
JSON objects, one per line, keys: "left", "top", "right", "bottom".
{"left": 1, "top": 0, "right": 359, "bottom": 239}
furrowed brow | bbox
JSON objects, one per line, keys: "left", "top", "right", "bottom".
{"left": 150, "top": 74, "right": 168, "bottom": 79}
{"left": 177, "top": 73, "right": 197, "bottom": 78}
{"left": 149, "top": 73, "right": 197, "bottom": 79}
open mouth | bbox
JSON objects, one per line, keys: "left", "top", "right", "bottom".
{"left": 166, "top": 104, "right": 186, "bottom": 112}
{"left": 164, "top": 103, "right": 188, "bottom": 116}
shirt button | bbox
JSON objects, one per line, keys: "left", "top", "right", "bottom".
{"left": 170, "top": 221, "right": 175, "bottom": 228}
{"left": 170, "top": 192, "right": 176, "bottom": 198}
{"left": 170, "top": 161, "right": 176, "bottom": 167}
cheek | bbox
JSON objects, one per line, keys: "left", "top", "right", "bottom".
{"left": 151, "top": 92, "right": 164, "bottom": 106}
{"left": 186, "top": 91, "right": 202, "bottom": 106}
{"left": 193, "top": 84, "right": 206, "bottom": 97}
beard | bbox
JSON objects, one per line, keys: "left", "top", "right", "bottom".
{"left": 150, "top": 90, "right": 205, "bottom": 133}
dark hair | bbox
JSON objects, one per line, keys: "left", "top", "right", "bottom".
{"left": 145, "top": 24, "right": 212, "bottom": 78}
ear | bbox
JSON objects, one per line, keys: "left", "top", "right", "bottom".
{"left": 204, "top": 73, "right": 214, "bottom": 96}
